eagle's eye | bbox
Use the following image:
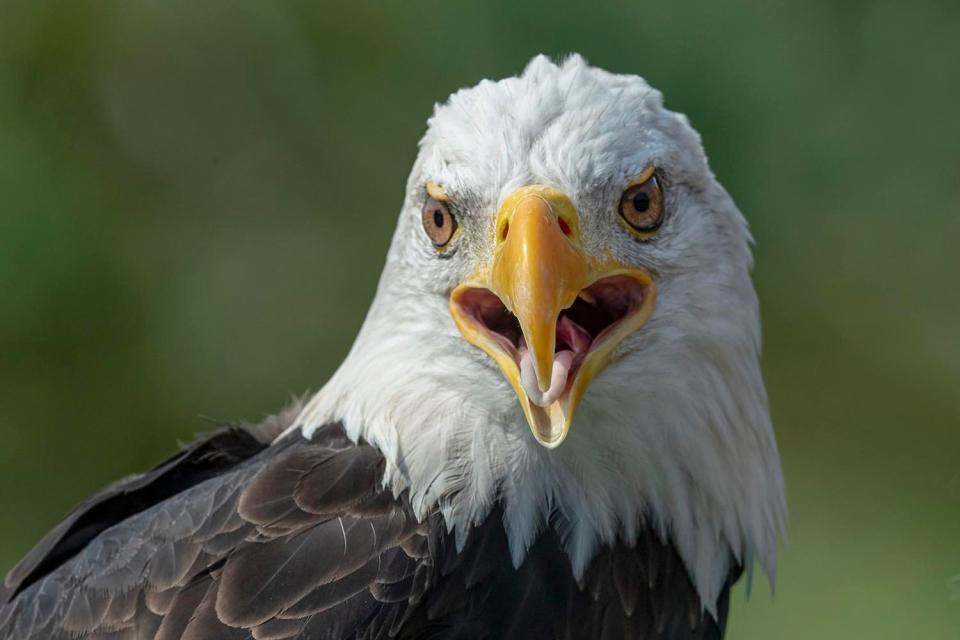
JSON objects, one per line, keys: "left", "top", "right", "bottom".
{"left": 619, "top": 174, "right": 664, "bottom": 237}
{"left": 421, "top": 197, "right": 457, "bottom": 248}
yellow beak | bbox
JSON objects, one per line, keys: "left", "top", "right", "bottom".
{"left": 450, "top": 185, "right": 656, "bottom": 447}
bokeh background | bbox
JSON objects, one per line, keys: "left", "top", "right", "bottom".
{"left": 1, "top": 0, "right": 958, "bottom": 637}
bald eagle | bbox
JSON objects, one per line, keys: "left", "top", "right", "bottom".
{"left": 0, "top": 55, "right": 785, "bottom": 639}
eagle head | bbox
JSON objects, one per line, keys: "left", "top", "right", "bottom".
{"left": 293, "top": 54, "right": 785, "bottom": 612}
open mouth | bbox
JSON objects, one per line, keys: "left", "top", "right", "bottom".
{"left": 452, "top": 274, "right": 650, "bottom": 407}
{"left": 447, "top": 184, "right": 657, "bottom": 447}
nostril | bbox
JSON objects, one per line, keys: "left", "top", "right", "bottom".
{"left": 558, "top": 217, "right": 572, "bottom": 236}
{"left": 501, "top": 221, "right": 510, "bottom": 241}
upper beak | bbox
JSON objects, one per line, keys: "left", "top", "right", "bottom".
{"left": 450, "top": 185, "right": 656, "bottom": 447}
{"left": 490, "top": 187, "right": 588, "bottom": 393}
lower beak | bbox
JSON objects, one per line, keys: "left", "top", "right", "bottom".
{"left": 450, "top": 185, "right": 656, "bottom": 447}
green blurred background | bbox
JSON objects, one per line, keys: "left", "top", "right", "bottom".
{"left": 1, "top": 0, "right": 958, "bottom": 637}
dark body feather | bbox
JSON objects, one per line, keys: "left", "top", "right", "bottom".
{"left": 1, "top": 409, "right": 740, "bottom": 640}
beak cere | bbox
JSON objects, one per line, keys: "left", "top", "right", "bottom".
{"left": 450, "top": 185, "right": 656, "bottom": 448}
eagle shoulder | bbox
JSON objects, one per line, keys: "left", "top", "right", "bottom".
{"left": 0, "top": 410, "right": 429, "bottom": 640}
{"left": 1, "top": 406, "right": 740, "bottom": 640}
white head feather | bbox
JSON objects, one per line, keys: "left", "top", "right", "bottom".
{"left": 290, "top": 54, "right": 786, "bottom": 614}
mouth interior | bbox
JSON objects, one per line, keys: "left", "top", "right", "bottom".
{"left": 454, "top": 275, "right": 648, "bottom": 404}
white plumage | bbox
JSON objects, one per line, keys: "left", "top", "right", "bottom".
{"left": 292, "top": 54, "right": 786, "bottom": 614}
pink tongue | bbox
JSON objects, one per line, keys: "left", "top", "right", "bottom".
{"left": 520, "top": 350, "right": 574, "bottom": 407}
{"left": 519, "top": 316, "right": 592, "bottom": 407}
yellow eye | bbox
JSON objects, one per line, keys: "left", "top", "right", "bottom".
{"left": 421, "top": 197, "right": 457, "bottom": 248}
{"left": 619, "top": 174, "right": 664, "bottom": 237}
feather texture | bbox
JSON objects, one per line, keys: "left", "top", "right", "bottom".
{"left": 1, "top": 407, "right": 738, "bottom": 639}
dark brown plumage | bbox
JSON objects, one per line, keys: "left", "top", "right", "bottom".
{"left": 0, "top": 406, "right": 739, "bottom": 639}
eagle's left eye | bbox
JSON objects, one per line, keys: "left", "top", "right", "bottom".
{"left": 619, "top": 174, "right": 664, "bottom": 237}
{"left": 422, "top": 197, "right": 457, "bottom": 248}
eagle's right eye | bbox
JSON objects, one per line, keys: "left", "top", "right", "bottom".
{"left": 422, "top": 197, "right": 457, "bottom": 249}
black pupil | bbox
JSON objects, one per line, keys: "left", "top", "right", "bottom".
{"left": 632, "top": 191, "right": 650, "bottom": 213}
{"left": 433, "top": 209, "right": 445, "bottom": 227}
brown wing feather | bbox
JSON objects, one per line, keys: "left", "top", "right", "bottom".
{"left": 1, "top": 426, "right": 268, "bottom": 602}
{"left": 0, "top": 411, "right": 428, "bottom": 640}
{"left": 0, "top": 405, "right": 741, "bottom": 640}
